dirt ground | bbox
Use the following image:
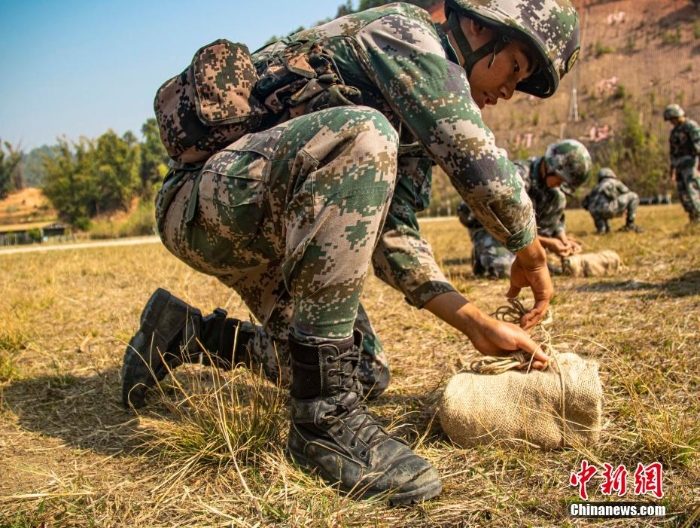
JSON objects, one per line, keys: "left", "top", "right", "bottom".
{"left": 0, "top": 205, "right": 698, "bottom": 527}
{"left": 0, "top": 187, "right": 56, "bottom": 229}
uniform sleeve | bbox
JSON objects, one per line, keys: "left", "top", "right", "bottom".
{"left": 371, "top": 190, "right": 456, "bottom": 308}
{"left": 616, "top": 180, "right": 631, "bottom": 195}
{"left": 691, "top": 121, "right": 700, "bottom": 157}
{"left": 354, "top": 13, "right": 536, "bottom": 252}
{"left": 602, "top": 180, "right": 616, "bottom": 201}
{"left": 372, "top": 158, "right": 455, "bottom": 308}
{"left": 537, "top": 189, "right": 567, "bottom": 237}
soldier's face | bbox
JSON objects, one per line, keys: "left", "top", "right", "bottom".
{"left": 545, "top": 175, "right": 565, "bottom": 189}
{"left": 466, "top": 26, "right": 536, "bottom": 109}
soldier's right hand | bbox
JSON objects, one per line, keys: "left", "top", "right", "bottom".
{"left": 508, "top": 238, "right": 553, "bottom": 330}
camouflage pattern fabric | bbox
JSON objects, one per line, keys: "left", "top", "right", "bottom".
{"left": 154, "top": 40, "right": 268, "bottom": 163}
{"left": 543, "top": 139, "right": 592, "bottom": 194}
{"left": 458, "top": 156, "right": 566, "bottom": 275}
{"left": 458, "top": 202, "right": 514, "bottom": 278}
{"left": 253, "top": 3, "right": 536, "bottom": 251}
{"left": 669, "top": 118, "right": 700, "bottom": 221}
{"left": 157, "top": 106, "right": 397, "bottom": 376}
{"left": 518, "top": 157, "right": 567, "bottom": 237}
{"left": 155, "top": 4, "right": 549, "bottom": 370}
{"left": 583, "top": 172, "right": 639, "bottom": 224}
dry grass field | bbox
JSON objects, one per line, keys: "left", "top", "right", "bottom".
{"left": 0, "top": 205, "right": 698, "bottom": 527}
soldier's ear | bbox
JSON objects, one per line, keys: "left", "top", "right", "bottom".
{"left": 465, "top": 18, "right": 486, "bottom": 37}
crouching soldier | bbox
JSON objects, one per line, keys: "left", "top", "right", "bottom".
{"left": 582, "top": 167, "right": 644, "bottom": 234}
{"left": 459, "top": 140, "right": 592, "bottom": 277}
{"left": 122, "top": 0, "right": 581, "bottom": 504}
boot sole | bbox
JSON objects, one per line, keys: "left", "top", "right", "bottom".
{"left": 288, "top": 448, "right": 442, "bottom": 505}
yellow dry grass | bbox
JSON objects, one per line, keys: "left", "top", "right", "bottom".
{"left": 0, "top": 204, "right": 698, "bottom": 527}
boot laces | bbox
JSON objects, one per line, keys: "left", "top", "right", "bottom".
{"left": 323, "top": 349, "right": 392, "bottom": 449}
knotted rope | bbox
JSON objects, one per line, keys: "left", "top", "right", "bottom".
{"left": 467, "top": 299, "right": 554, "bottom": 375}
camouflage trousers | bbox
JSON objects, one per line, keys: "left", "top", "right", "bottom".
{"left": 589, "top": 191, "right": 639, "bottom": 224}
{"left": 469, "top": 228, "right": 515, "bottom": 279}
{"left": 156, "top": 107, "right": 398, "bottom": 383}
{"left": 675, "top": 164, "right": 700, "bottom": 221}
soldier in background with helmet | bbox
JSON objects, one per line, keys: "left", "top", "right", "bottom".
{"left": 122, "top": 0, "right": 582, "bottom": 503}
{"left": 582, "top": 167, "right": 644, "bottom": 234}
{"left": 458, "top": 139, "right": 592, "bottom": 278}
{"left": 664, "top": 104, "right": 700, "bottom": 224}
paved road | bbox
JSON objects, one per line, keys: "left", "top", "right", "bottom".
{"left": 0, "top": 217, "right": 456, "bottom": 256}
{"left": 0, "top": 235, "right": 161, "bottom": 256}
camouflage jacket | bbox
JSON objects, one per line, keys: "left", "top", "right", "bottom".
{"left": 669, "top": 118, "right": 700, "bottom": 170}
{"left": 250, "top": 3, "right": 536, "bottom": 306}
{"left": 518, "top": 157, "right": 567, "bottom": 237}
{"left": 582, "top": 175, "right": 631, "bottom": 214}
{"left": 459, "top": 155, "right": 565, "bottom": 241}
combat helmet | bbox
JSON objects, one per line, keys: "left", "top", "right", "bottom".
{"left": 544, "top": 139, "right": 592, "bottom": 193}
{"left": 597, "top": 167, "right": 616, "bottom": 181}
{"left": 663, "top": 104, "right": 684, "bottom": 121}
{"left": 444, "top": 0, "right": 581, "bottom": 98}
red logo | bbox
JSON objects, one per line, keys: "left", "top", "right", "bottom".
{"left": 570, "top": 461, "right": 664, "bottom": 500}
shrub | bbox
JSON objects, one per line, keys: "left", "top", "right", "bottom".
{"left": 594, "top": 40, "right": 614, "bottom": 57}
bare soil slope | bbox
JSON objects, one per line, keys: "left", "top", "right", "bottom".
{"left": 486, "top": 0, "right": 700, "bottom": 152}
{"left": 0, "top": 187, "right": 56, "bottom": 228}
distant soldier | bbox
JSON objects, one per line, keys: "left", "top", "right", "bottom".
{"left": 664, "top": 104, "right": 700, "bottom": 223}
{"left": 459, "top": 140, "right": 591, "bottom": 278}
{"left": 458, "top": 200, "right": 516, "bottom": 278}
{"left": 582, "top": 167, "right": 644, "bottom": 234}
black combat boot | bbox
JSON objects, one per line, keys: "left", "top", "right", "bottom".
{"left": 619, "top": 222, "right": 644, "bottom": 233}
{"left": 121, "top": 288, "right": 253, "bottom": 408}
{"left": 287, "top": 332, "right": 442, "bottom": 504}
{"left": 594, "top": 219, "right": 608, "bottom": 235}
{"left": 357, "top": 346, "right": 389, "bottom": 401}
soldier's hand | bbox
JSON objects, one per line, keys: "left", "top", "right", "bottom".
{"left": 423, "top": 292, "right": 549, "bottom": 370}
{"left": 508, "top": 238, "right": 553, "bottom": 329}
{"left": 467, "top": 315, "right": 550, "bottom": 370}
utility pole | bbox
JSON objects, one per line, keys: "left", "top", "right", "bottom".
{"left": 569, "top": 87, "right": 580, "bottom": 122}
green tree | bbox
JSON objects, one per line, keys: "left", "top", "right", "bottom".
{"left": 594, "top": 104, "right": 668, "bottom": 196}
{"left": 93, "top": 130, "right": 141, "bottom": 213}
{"left": 42, "top": 137, "right": 95, "bottom": 227}
{"left": 42, "top": 130, "right": 140, "bottom": 227}
{"left": 22, "top": 145, "right": 55, "bottom": 188}
{"left": 139, "top": 118, "right": 169, "bottom": 198}
{"left": 0, "top": 140, "right": 23, "bottom": 199}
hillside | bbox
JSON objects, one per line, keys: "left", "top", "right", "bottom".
{"left": 475, "top": 0, "right": 700, "bottom": 148}
{"left": 425, "top": 0, "right": 700, "bottom": 214}
{"left": 0, "top": 187, "right": 56, "bottom": 229}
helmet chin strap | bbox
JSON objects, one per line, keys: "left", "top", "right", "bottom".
{"left": 447, "top": 11, "right": 504, "bottom": 75}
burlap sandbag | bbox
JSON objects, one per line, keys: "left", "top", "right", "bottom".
{"left": 562, "top": 250, "right": 623, "bottom": 277}
{"left": 439, "top": 352, "right": 602, "bottom": 450}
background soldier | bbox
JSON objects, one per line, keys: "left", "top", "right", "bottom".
{"left": 122, "top": 0, "right": 581, "bottom": 503}
{"left": 458, "top": 140, "right": 592, "bottom": 277}
{"left": 582, "top": 167, "right": 644, "bottom": 234}
{"left": 664, "top": 104, "right": 700, "bottom": 224}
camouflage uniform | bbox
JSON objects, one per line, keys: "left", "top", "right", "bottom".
{"left": 669, "top": 117, "right": 700, "bottom": 222}
{"left": 126, "top": 0, "right": 582, "bottom": 503}
{"left": 582, "top": 168, "right": 639, "bottom": 233}
{"left": 155, "top": 3, "right": 539, "bottom": 374}
{"left": 458, "top": 156, "right": 566, "bottom": 277}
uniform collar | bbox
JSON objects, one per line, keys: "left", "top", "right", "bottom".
{"left": 435, "top": 22, "right": 461, "bottom": 65}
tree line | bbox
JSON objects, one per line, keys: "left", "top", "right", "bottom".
{"left": 1, "top": 118, "right": 169, "bottom": 230}
{"left": 1, "top": 0, "right": 683, "bottom": 229}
